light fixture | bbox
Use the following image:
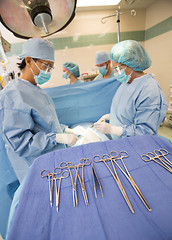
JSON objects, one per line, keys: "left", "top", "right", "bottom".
{"left": 77, "top": 0, "right": 121, "bottom": 7}
{"left": 0, "top": 0, "right": 77, "bottom": 39}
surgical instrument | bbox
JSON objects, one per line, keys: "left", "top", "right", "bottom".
{"left": 141, "top": 151, "right": 172, "bottom": 173}
{"left": 60, "top": 161, "right": 78, "bottom": 207}
{"left": 93, "top": 154, "right": 134, "bottom": 213}
{"left": 111, "top": 151, "right": 152, "bottom": 212}
{"left": 53, "top": 169, "right": 70, "bottom": 212}
{"left": 74, "top": 158, "right": 90, "bottom": 206}
{"left": 154, "top": 149, "right": 172, "bottom": 168}
{"left": 40, "top": 169, "right": 54, "bottom": 207}
{"left": 91, "top": 161, "right": 103, "bottom": 198}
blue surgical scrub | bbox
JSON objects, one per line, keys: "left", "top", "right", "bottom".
{"left": 110, "top": 74, "right": 168, "bottom": 139}
{"left": 94, "top": 68, "right": 115, "bottom": 81}
{"left": 0, "top": 78, "right": 65, "bottom": 182}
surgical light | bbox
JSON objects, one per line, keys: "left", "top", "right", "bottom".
{"left": 77, "top": 0, "right": 121, "bottom": 7}
{"left": 0, "top": 0, "right": 77, "bottom": 39}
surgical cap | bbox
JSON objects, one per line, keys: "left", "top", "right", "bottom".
{"left": 95, "top": 50, "right": 110, "bottom": 65}
{"left": 109, "top": 40, "right": 152, "bottom": 71}
{"left": 63, "top": 62, "right": 80, "bottom": 78}
{"left": 19, "top": 38, "right": 55, "bottom": 62}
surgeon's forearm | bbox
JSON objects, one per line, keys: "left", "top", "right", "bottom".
{"left": 7, "top": 131, "right": 58, "bottom": 158}
{"left": 122, "top": 123, "right": 156, "bottom": 137}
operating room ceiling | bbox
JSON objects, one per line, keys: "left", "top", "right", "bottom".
{"left": 76, "top": 0, "right": 157, "bottom": 11}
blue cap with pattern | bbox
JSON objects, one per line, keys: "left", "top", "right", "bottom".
{"left": 63, "top": 62, "right": 80, "bottom": 78}
{"left": 110, "top": 40, "right": 152, "bottom": 71}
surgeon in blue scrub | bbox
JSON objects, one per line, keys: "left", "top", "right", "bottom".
{"left": 62, "top": 62, "right": 83, "bottom": 84}
{"left": 0, "top": 38, "right": 77, "bottom": 182}
{"left": 94, "top": 40, "right": 168, "bottom": 139}
{"left": 94, "top": 50, "right": 116, "bottom": 81}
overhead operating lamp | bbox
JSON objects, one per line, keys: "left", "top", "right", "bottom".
{"left": 0, "top": 0, "right": 77, "bottom": 39}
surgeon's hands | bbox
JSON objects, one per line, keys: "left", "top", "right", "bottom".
{"left": 94, "top": 122, "right": 123, "bottom": 137}
{"left": 97, "top": 114, "right": 110, "bottom": 122}
{"left": 56, "top": 133, "right": 78, "bottom": 146}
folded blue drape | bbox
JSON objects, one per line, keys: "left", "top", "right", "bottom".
{"left": 0, "top": 135, "right": 19, "bottom": 239}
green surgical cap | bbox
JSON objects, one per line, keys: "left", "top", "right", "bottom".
{"left": 63, "top": 62, "right": 80, "bottom": 78}
{"left": 110, "top": 40, "right": 152, "bottom": 71}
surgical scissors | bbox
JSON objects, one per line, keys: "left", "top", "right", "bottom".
{"left": 53, "top": 168, "right": 70, "bottom": 212}
{"left": 60, "top": 161, "right": 78, "bottom": 207}
{"left": 40, "top": 169, "right": 54, "bottom": 207}
{"left": 111, "top": 151, "right": 152, "bottom": 212}
{"left": 141, "top": 151, "right": 172, "bottom": 173}
{"left": 93, "top": 153, "right": 134, "bottom": 213}
{"left": 74, "top": 158, "right": 90, "bottom": 206}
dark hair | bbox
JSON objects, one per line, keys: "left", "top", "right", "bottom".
{"left": 17, "top": 58, "right": 38, "bottom": 70}
{"left": 17, "top": 59, "right": 26, "bottom": 70}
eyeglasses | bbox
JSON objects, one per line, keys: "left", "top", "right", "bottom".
{"left": 36, "top": 60, "right": 54, "bottom": 72}
{"left": 113, "top": 64, "right": 124, "bottom": 74}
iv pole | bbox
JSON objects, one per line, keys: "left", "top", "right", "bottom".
{"left": 101, "top": 6, "right": 136, "bottom": 43}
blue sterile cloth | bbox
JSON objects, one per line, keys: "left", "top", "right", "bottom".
{"left": 6, "top": 135, "right": 172, "bottom": 240}
{"left": 45, "top": 77, "right": 121, "bottom": 125}
{"left": 0, "top": 135, "right": 19, "bottom": 239}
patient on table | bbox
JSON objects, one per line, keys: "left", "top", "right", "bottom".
{"left": 65, "top": 122, "right": 110, "bottom": 146}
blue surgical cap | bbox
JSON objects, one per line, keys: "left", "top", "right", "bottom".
{"left": 19, "top": 38, "right": 55, "bottom": 62}
{"left": 110, "top": 40, "right": 152, "bottom": 71}
{"left": 63, "top": 62, "right": 80, "bottom": 78}
{"left": 95, "top": 50, "right": 110, "bottom": 65}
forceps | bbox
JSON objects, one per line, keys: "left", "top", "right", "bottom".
{"left": 74, "top": 158, "right": 90, "bottom": 206}
{"left": 93, "top": 154, "right": 134, "bottom": 213}
{"left": 53, "top": 168, "right": 70, "bottom": 212}
{"left": 154, "top": 149, "right": 172, "bottom": 168}
{"left": 91, "top": 161, "right": 103, "bottom": 198}
{"left": 60, "top": 161, "right": 78, "bottom": 207}
{"left": 141, "top": 151, "right": 172, "bottom": 173}
{"left": 40, "top": 169, "right": 54, "bottom": 207}
{"left": 111, "top": 151, "right": 152, "bottom": 212}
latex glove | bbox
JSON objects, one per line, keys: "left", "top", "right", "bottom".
{"left": 94, "top": 122, "right": 123, "bottom": 136}
{"left": 56, "top": 133, "right": 78, "bottom": 146}
{"left": 96, "top": 114, "right": 110, "bottom": 123}
{"left": 82, "top": 128, "right": 101, "bottom": 144}
{"left": 65, "top": 126, "right": 86, "bottom": 136}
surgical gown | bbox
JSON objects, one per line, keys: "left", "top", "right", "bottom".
{"left": 0, "top": 78, "right": 65, "bottom": 182}
{"left": 110, "top": 74, "right": 168, "bottom": 139}
{"left": 94, "top": 68, "right": 115, "bottom": 81}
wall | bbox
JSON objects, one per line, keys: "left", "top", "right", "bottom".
{"left": 144, "top": 0, "right": 172, "bottom": 104}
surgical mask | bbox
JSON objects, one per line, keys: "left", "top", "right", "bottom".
{"left": 31, "top": 61, "right": 51, "bottom": 85}
{"left": 99, "top": 66, "right": 108, "bottom": 75}
{"left": 63, "top": 72, "right": 68, "bottom": 79}
{"left": 115, "top": 67, "right": 133, "bottom": 83}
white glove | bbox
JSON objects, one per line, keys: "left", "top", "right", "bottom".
{"left": 97, "top": 114, "right": 110, "bottom": 123}
{"left": 65, "top": 126, "right": 86, "bottom": 136}
{"left": 82, "top": 128, "right": 101, "bottom": 144}
{"left": 56, "top": 133, "right": 78, "bottom": 146}
{"left": 94, "top": 122, "right": 123, "bottom": 136}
